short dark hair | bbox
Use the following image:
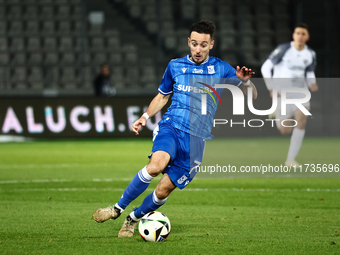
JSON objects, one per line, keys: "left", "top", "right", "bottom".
{"left": 294, "top": 22, "right": 309, "bottom": 32}
{"left": 189, "top": 20, "right": 216, "bottom": 39}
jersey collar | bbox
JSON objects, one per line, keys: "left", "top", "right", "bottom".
{"left": 187, "top": 55, "right": 210, "bottom": 65}
{"left": 291, "top": 41, "right": 308, "bottom": 52}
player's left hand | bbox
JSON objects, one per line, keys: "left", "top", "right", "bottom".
{"left": 309, "top": 83, "right": 319, "bottom": 92}
{"left": 236, "top": 66, "right": 255, "bottom": 82}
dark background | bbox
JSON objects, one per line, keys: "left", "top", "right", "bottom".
{"left": 0, "top": 0, "right": 339, "bottom": 138}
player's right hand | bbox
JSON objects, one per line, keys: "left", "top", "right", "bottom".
{"left": 132, "top": 117, "right": 147, "bottom": 135}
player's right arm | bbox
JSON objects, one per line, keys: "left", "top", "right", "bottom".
{"left": 132, "top": 62, "right": 174, "bottom": 135}
{"left": 132, "top": 93, "right": 171, "bottom": 135}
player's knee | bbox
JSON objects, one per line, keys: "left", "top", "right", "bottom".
{"left": 295, "top": 111, "right": 308, "bottom": 128}
{"left": 154, "top": 188, "right": 169, "bottom": 200}
{"left": 279, "top": 127, "right": 292, "bottom": 135}
{"left": 146, "top": 163, "right": 164, "bottom": 177}
{"left": 296, "top": 118, "right": 307, "bottom": 129}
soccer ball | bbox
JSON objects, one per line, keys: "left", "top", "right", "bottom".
{"left": 138, "top": 211, "right": 171, "bottom": 242}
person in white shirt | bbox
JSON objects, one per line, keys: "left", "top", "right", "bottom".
{"left": 261, "top": 23, "right": 319, "bottom": 167}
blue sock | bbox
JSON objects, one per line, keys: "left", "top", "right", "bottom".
{"left": 118, "top": 166, "right": 154, "bottom": 209}
{"left": 132, "top": 191, "right": 168, "bottom": 219}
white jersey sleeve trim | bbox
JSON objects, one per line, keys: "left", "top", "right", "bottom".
{"left": 158, "top": 88, "right": 173, "bottom": 95}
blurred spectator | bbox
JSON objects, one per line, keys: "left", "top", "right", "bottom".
{"left": 93, "top": 64, "right": 116, "bottom": 96}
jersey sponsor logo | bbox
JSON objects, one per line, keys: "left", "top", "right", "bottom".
{"left": 207, "top": 65, "right": 215, "bottom": 74}
{"left": 178, "top": 84, "right": 213, "bottom": 93}
{"left": 197, "top": 82, "right": 223, "bottom": 106}
{"left": 177, "top": 175, "right": 188, "bottom": 184}
{"left": 193, "top": 68, "right": 203, "bottom": 74}
{"left": 181, "top": 68, "right": 187, "bottom": 73}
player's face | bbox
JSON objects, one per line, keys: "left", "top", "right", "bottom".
{"left": 292, "top": 27, "right": 310, "bottom": 46}
{"left": 188, "top": 32, "right": 214, "bottom": 65}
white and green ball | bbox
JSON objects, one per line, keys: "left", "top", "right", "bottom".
{"left": 138, "top": 211, "right": 171, "bottom": 242}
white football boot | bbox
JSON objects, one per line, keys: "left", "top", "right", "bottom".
{"left": 118, "top": 215, "right": 138, "bottom": 237}
{"left": 93, "top": 204, "right": 123, "bottom": 223}
{"left": 285, "top": 159, "right": 301, "bottom": 168}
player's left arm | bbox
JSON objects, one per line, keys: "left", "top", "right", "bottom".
{"left": 306, "top": 71, "right": 318, "bottom": 92}
{"left": 236, "top": 66, "right": 257, "bottom": 99}
{"left": 306, "top": 50, "right": 318, "bottom": 92}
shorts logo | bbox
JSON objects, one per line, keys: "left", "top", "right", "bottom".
{"left": 177, "top": 175, "right": 188, "bottom": 184}
{"left": 184, "top": 180, "right": 190, "bottom": 186}
{"left": 207, "top": 65, "right": 215, "bottom": 74}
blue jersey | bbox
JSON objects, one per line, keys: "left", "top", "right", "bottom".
{"left": 158, "top": 55, "right": 242, "bottom": 140}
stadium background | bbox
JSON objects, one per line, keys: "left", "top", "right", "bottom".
{"left": 0, "top": 0, "right": 339, "bottom": 138}
{"left": 0, "top": 1, "right": 339, "bottom": 254}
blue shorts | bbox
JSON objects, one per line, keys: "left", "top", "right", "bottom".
{"left": 150, "top": 122, "right": 205, "bottom": 189}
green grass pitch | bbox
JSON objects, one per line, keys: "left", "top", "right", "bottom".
{"left": 0, "top": 137, "right": 339, "bottom": 255}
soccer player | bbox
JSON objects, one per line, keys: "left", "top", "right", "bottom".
{"left": 93, "top": 20, "right": 257, "bottom": 237}
{"left": 261, "top": 23, "right": 318, "bottom": 167}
